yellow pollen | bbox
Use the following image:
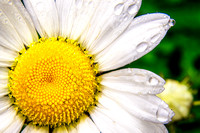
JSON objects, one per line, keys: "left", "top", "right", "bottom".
{"left": 9, "top": 37, "right": 98, "bottom": 127}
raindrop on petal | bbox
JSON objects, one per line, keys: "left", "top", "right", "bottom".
{"left": 114, "top": 3, "right": 124, "bottom": 15}
{"left": 149, "top": 77, "right": 159, "bottom": 85}
{"left": 168, "top": 19, "right": 175, "bottom": 27}
{"left": 127, "top": 4, "right": 138, "bottom": 15}
{"left": 136, "top": 42, "right": 148, "bottom": 53}
{"left": 151, "top": 34, "right": 161, "bottom": 43}
{"left": 8, "top": 1, "right": 12, "bottom": 5}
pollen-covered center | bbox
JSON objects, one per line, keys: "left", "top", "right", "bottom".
{"left": 9, "top": 37, "right": 98, "bottom": 127}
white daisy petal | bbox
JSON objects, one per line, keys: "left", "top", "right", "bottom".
{"left": 0, "top": 46, "right": 18, "bottom": 62}
{"left": 0, "top": 67, "right": 9, "bottom": 80}
{"left": 3, "top": 115, "right": 25, "bottom": 133}
{"left": 76, "top": 115, "right": 100, "bottom": 133}
{"left": 23, "top": 0, "right": 59, "bottom": 37}
{"left": 0, "top": 62, "right": 13, "bottom": 67}
{"left": 68, "top": 125, "right": 78, "bottom": 133}
{"left": 0, "top": 74, "right": 9, "bottom": 97}
{"left": 56, "top": 0, "right": 100, "bottom": 40}
{"left": 53, "top": 126, "right": 68, "bottom": 133}
{"left": 0, "top": 106, "right": 17, "bottom": 132}
{"left": 80, "top": 0, "right": 142, "bottom": 54}
{"left": 0, "top": 78, "right": 8, "bottom": 89}
{"left": 22, "top": 124, "right": 49, "bottom": 133}
{"left": 0, "top": 0, "right": 38, "bottom": 46}
{"left": 0, "top": 10, "right": 23, "bottom": 51}
{"left": 90, "top": 107, "right": 130, "bottom": 133}
{"left": 0, "top": 87, "right": 9, "bottom": 98}
{"left": 102, "top": 88, "right": 174, "bottom": 124}
{"left": 56, "top": 0, "right": 73, "bottom": 38}
{"left": 96, "top": 13, "right": 174, "bottom": 71}
{"left": 101, "top": 68, "right": 165, "bottom": 94}
{"left": 96, "top": 94, "right": 168, "bottom": 132}
{"left": 0, "top": 97, "right": 12, "bottom": 113}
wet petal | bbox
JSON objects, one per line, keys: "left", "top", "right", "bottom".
{"left": 102, "top": 88, "right": 174, "bottom": 124}
{"left": 0, "top": 0, "right": 38, "bottom": 46}
{"left": 101, "top": 68, "right": 165, "bottom": 94}
{"left": 80, "top": 0, "right": 142, "bottom": 54}
{"left": 96, "top": 13, "right": 174, "bottom": 71}
{"left": 91, "top": 94, "right": 168, "bottom": 132}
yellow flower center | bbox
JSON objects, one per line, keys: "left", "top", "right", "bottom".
{"left": 9, "top": 37, "right": 98, "bottom": 127}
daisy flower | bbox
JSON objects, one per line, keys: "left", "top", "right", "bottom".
{"left": 0, "top": 0, "right": 175, "bottom": 132}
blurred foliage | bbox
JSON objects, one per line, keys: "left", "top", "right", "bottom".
{"left": 125, "top": 0, "right": 200, "bottom": 132}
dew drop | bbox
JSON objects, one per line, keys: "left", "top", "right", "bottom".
{"left": 156, "top": 109, "right": 168, "bottom": 123}
{"left": 136, "top": 42, "right": 148, "bottom": 53}
{"left": 8, "top": 1, "right": 12, "bottom": 5}
{"left": 15, "top": 14, "right": 23, "bottom": 22}
{"left": 151, "top": 34, "right": 161, "bottom": 43}
{"left": 2, "top": 18, "right": 9, "bottom": 24}
{"left": 127, "top": 4, "right": 137, "bottom": 15}
{"left": 168, "top": 19, "right": 175, "bottom": 27}
{"left": 114, "top": 3, "right": 124, "bottom": 15}
{"left": 149, "top": 77, "right": 159, "bottom": 85}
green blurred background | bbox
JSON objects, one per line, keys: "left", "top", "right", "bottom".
{"left": 125, "top": 0, "right": 200, "bottom": 132}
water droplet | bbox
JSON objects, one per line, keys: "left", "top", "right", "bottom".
{"left": 16, "top": 14, "right": 22, "bottom": 22}
{"left": 149, "top": 77, "right": 159, "bottom": 85}
{"left": 151, "top": 34, "right": 161, "bottom": 43}
{"left": 168, "top": 19, "right": 175, "bottom": 27}
{"left": 127, "top": 4, "right": 137, "bottom": 15}
{"left": 156, "top": 109, "right": 168, "bottom": 123}
{"left": 114, "top": 3, "right": 124, "bottom": 15}
{"left": 136, "top": 42, "right": 148, "bottom": 53}
{"left": 2, "top": 18, "right": 9, "bottom": 24}
{"left": 8, "top": 1, "right": 12, "bottom": 5}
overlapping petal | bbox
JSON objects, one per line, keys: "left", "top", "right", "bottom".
{"left": 101, "top": 68, "right": 165, "bottom": 94}
{"left": 22, "top": 124, "right": 49, "bottom": 133}
{"left": 96, "top": 13, "right": 174, "bottom": 71}
{"left": 76, "top": 115, "right": 100, "bottom": 133}
{"left": 91, "top": 94, "right": 168, "bottom": 133}
{"left": 0, "top": 0, "right": 37, "bottom": 50}
{"left": 0, "top": 97, "right": 12, "bottom": 113}
{"left": 0, "top": 107, "right": 17, "bottom": 132}
{"left": 101, "top": 87, "right": 174, "bottom": 124}
{"left": 23, "top": 0, "right": 59, "bottom": 37}
{"left": 3, "top": 115, "right": 25, "bottom": 133}
{"left": 80, "top": 0, "right": 142, "bottom": 54}
{"left": 53, "top": 126, "right": 68, "bottom": 133}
